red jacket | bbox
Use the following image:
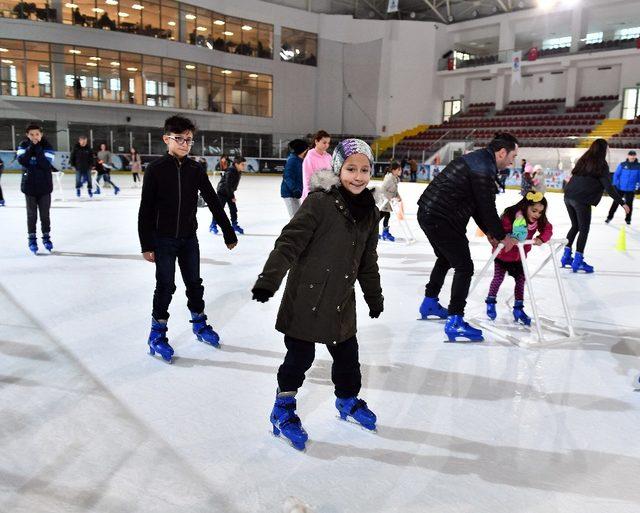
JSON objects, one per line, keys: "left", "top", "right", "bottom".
{"left": 495, "top": 214, "right": 553, "bottom": 262}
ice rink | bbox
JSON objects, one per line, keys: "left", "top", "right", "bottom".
{"left": 1, "top": 172, "right": 639, "bottom": 513}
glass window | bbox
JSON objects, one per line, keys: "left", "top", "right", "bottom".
{"left": 240, "top": 20, "right": 258, "bottom": 57}
{"left": 120, "top": 51, "right": 142, "bottom": 104}
{"left": 622, "top": 88, "right": 640, "bottom": 120}
{"left": 616, "top": 27, "right": 640, "bottom": 40}
{"left": 143, "top": 55, "right": 162, "bottom": 106}
{"left": 225, "top": 16, "right": 242, "bottom": 55}
{"left": 0, "top": 39, "right": 25, "bottom": 96}
{"left": 195, "top": 64, "right": 210, "bottom": 110}
{"left": 98, "top": 49, "right": 121, "bottom": 102}
{"left": 442, "top": 99, "right": 462, "bottom": 122}
{"left": 257, "top": 23, "right": 273, "bottom": 59}
{"left": 280, "top": 27, "right": 317, "bottom": 66}
{"left": 209, "top": 66, "right": 225, "bottom": 113}
{"left": 181, "top": 3, "right": 197, "bottom": 45}
{"left": 541, "top": 36, "right": 571, "bottom": 50}
{"left": 24, "top": 41, "right": 50, "bottom": 97}
{"left": 2, "top": 1, "right": 56, "bottom": 22}
{"left": 161, "top": 58, "right": 179, "bottom": 107}
{"left": 160, "top": 0, "right": 178, "bottom": 40}
{"left": 585, "top": 32, "right": 603, "bottom": 44}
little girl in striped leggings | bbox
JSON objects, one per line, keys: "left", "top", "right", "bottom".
{"left": 486, "top": 192, "right": 553, "bottom": 325}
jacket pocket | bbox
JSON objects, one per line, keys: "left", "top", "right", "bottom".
{"left": 300, "top": 278, "right": 328, "bottom": 315}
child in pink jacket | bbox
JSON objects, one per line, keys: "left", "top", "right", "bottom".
{"left": 301, "top": 130, "right": 331, "bottom": 200}
{"left": 485, "top": 192, "right": 553, "bottom": 325}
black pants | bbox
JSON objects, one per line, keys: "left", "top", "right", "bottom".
{"left": 499, "top": 175, "right": 507, "bottom": 193}
{"left": 565, "top": 198, "right": 591, "bottom": 254}
{"left": 152, "top": 235, "right": 204, "bottom": 320}
{"left": 133, "top": 172, "right": 141, "bottom": 182}
{"left": 418, "top": 212, "right": 474, "bottom": 316}
{"left": 379, "top": 211, "right": 390, "bottom": 231}
{"left": 277, "top": 335, "right": 361, "bottom": 399}
{"left": 25, "top": 194, "right": 51, "bottom": 234}
{"left": 608, "top": 190, "right": 635, "bottom": 223}
{"left": 410, "top": 171, "right": 417, "bottom": 182}
{"left": 0, "top": 171, "right": 4, "bottom": 201}
{"left": 96, "top": 172, "right": 118, "bottom": 188}
{"left": 75, "top": 169, "right": 92, "bottom": 189}
{"left": 216, "top": 193, "right": 238, "bottom": 224}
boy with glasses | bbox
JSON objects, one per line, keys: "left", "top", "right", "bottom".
{"left": 138, "top": 115, "right": 238, "bottom": 363}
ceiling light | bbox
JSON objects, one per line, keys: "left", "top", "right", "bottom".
{"left": 86, "top": 62, "right": 97, "bottom": 66}
{"left": 185, "top": 13, "right": 196, "bottom": 20}
{"left": 2, "top": 59, "right": 14, "bottom": 64}
{"left": 249, "top": 73, "right": 258, "bottom": 78}
{"left": 69, "top": 49, "right": 81, "bottom": 54}
{"left": 118, "top": 11, "right": 129, "bottom": 17}
{"left": 448, "top": 15, "right": 454, "bottom": 22}
{"left": 241, "top": 25, "right": 253, "bottom": 31}
{"left": 222, "top": 31, "right": 233, "bottom": 36}
{"left": 167, "top": 21, "right": 176, "bottom": 26}
{"left": 132, "top": 3, "right": 144, "bottom": 9}
{"left": 196, "top": 26, "right": 207, "bottom": 31}
{"left": 89, "top": 56, "right": 101, "bottom": 60}
{"left": 65, "top": 2, "right": 78, "bottom": 8}
{"left": 214, "top": 19, "right": 225, "bottom": 25}
{"left": 221, "top": 69, "right": 232, "bottom": 74}
{"left": 294, "top": 48, "right": 300, "bottom": 55}
{"left": 92, "top": 7, "right": 104, "bottom": 13}
{"left": 105, "top": 0, "right": 118, "bottom": 4}
{"left": 537, "top": 0, "right": 554, "bottom": 10}
{"left": 185, "top": 64, "right": 196, "bottom": 70}
{"left": 110, "top": 61, "right": 120, "bottom": 66}
{"left": 126, "top": 67, "right": 138, "bottom": 71}
{"left": 0, "top": 48, "right": 8, "bottom": 53}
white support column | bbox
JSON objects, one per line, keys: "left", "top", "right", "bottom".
{"left": 566, "top": 66, "right": 579, "bottom": 108}
{"left": 499, "top": 20, "right": 515, "bottom": 58}
{"left": 570, "top": 6, "right": 588, "bottom": 53}
{"left": 495, "top": 74, "right": 507, "bottom": 112}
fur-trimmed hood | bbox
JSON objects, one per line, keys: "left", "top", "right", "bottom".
{"left": 308, "top": 168, "right": 339, "bottom": 193}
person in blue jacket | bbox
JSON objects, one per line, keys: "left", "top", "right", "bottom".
{"left": 606, "top": 149, "right": 640, "bottom": 225}
{"left": 16, "top": 123, "right": 56, "bottom": 254}
{"left": 281, "top": 139, "right": 308, "bottom": 218}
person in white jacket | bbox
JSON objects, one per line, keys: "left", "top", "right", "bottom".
{"left": 376, "top": 161, "right": 402, "bottom": 241}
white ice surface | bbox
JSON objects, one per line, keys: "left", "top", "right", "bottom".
{"left": 1, "top": 173, "right": 639, "bottom": 513}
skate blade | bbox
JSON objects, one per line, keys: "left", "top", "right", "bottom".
{"left": 196, "top": 335, "right": 220, "bottom": 348}
{"left": 336, "top": 415, "right": 377, "bottom": 433}
{"left": 444, "top": 336, "right": 484, "bottom": 343}
{"left": 417, "top": 316, "right": 447, "bottom": 321}
{"left": 148, "top": 348, "right": 173, "bottom": 364}
{"left": 270, "top": 429, "right": 307, "bottom": 452}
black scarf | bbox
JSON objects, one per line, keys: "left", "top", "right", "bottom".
{"left": 338, "top": 186, "right": 375, "bottom": 222}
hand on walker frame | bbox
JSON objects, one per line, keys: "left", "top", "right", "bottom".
{"left": 143, "top": 251, "right": 155, "bottom": 263}
{"left": 501, "top": 237, "right": 518, "bottom": 253}
{"left": 533, "top": 237, "right": 543, "bottom": 246}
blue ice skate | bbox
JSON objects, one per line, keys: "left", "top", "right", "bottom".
{"left": 486, "top": 296, "right": 497, "bottom": 320}
{"left": 114, "top": 185, "right": 120, "bottom": 195}
{"left": 381, "top": 228, "right": 395, "bottom": 242}
{"left": 0, "top": 199, "right": 5, "bottom": 206}
{"left": 560, "top": 247, "right": 573, "bottom": 268}
{"left": 270, "top": 395, "right": 308, "bottom": 451}
{"left": 419, "top": 296, "right": 448, "bottom": 320}
{"left": 94, "top": 186, "right": 101, "bottom": 195}
{"left": 28, "top": 234, "right": 38, "bottom": 255}
{"left": 209, "top": 221, "right": 219, "bottom": 235}
{"left": 88, "top": 188, "right": 93, "bottom": 198}
{"left": 42, "top": 233, "right": 53, "bottom": 252}
{"left": 232, "top": 223, "right": 244, "bottom": 235}
{"left": 190, "top": 312, "right": 220, "bottom": 347}
{"left": 76, "top": 188, "right": 81, "bottom": 197}
{"left": 571, "top": 252, "right": 594, "bottom": 273}
{"left": 336, "top": 397, "right": 377, "bottom": 431}
{"left": 513, "top": 300, "right": 531, "bottom": 326}
{"left": 445, "top": 315, "right": 484, "bottom": 342}
{"left": 148, "top": 318, "right": 174, "bottom": 363}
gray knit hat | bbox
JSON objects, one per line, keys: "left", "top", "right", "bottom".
{"left": 331, "top": 138, "right": 375, "bottom": 175}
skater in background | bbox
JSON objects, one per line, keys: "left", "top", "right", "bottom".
{"left": 16, "top": 123, "right": 56, "bottom": 254}
{"left": 409, "top": 158, "right": 418, "bottom": 182}
{"left": 138, "top": 115, "right": 238, "bottom": 363}
{"left": 252, "top": 138, "right": 383, "bottom": 451}
{"left": 606, "top": 149, "right": 640, "bottom": 225}
{"left": 129, "top": 147, "right": 142, "bottom": 186}
{"left": 210, "top": 156, "right": 245, "bottom": 235}
{"left": 485, "top": 192, "right": 553, "bottom": 325}
{"left": 301, "top": 130, "right": 331, "bottom": 201}
{"left": 520, "top": 162, "right": 534, "bottom": 196}
{"left": 215, "top": 154, "right": 229, "bottom": 173}
{"left": 530, "top": 164, "right": 546, "bottom": 194}
{"left": 281, "top": 138, "right": 308, "bottom": 218}
{"left": 0, "top": 156, "right": 4, "bottom": 206}
{"left": 376, "top": 160, "right": 402, "bottom": 241}
{"left": 70, "top": 135, "right": 95, "bottom": 197}
{"left": 561, "top": 138, "right": 629, "bottom": 273}
{"left": 417, "top": 132, "right": 519, "bottom": 342}
{"left": 95, "top": 143, "right": 120, "bottom": 195}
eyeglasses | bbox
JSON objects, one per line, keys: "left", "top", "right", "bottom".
{"left": 167, "top": 135, "right": 194, "bottom": 146}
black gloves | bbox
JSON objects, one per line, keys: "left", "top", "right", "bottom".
{"left": 252, "top": 288, "right": 274, "bottom": 303}
{"left": 369, "top": 309, "right": 383, "bottom": 319}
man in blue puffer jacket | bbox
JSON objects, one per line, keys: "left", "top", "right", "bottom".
{"left": 606, "top": 149, "right": 640, "bottom": 225}
{"left": 281, "top": 138, "right": 308, "bottom": 218}
{"left": 17, "top": 123, "right": 56, "bottom": 254}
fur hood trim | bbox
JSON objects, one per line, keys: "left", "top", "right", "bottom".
{"left": 309, "top": 169, "right": 339, "bottom": 193}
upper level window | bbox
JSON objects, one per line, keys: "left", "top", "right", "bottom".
{"left": 616, "top": 27, "right": 640, "bottom": 40}
{"left": 280, "top": 27, "right": 317, "bottom": 66}
{"left": 542, "top": 36, "right": 571, "bottom": 50}
{"left": 585, "top": 32, "right": 603, "bottom": 44}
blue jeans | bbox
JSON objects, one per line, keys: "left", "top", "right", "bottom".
{"left": 75, "top": 169, "right": 92, "bottom": 189}
{"left": 152, "top": 235, "right": 204, "bottom": 320}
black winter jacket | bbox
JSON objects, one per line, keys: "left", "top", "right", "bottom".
{"left": 70, "top": 144, "right": 95, "bottom": 171}
{"left": 138, "top": 154, "right": 237, "bottom": 252}
{"left": 17, "top": 138, "right": 55, "bottom": 196}
{"left": 417, "top": 148, "right": 506, "bottom": 240}
{"left": 217, "top": 166, "right": 241, "bottom": 198}
{"left": 564, "top": 164, "right": 624, "bottom": 207}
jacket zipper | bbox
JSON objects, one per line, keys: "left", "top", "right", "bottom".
{"left": 175, "top": 158, "right": 182, "bottom": 237}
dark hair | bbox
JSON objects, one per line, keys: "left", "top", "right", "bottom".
{"left": 503, "top": 195, "right": 549, "bottom": 233}
{"left": 234, "top": 156, "right": 246, "bottom": 165}
{"left": 164, "top": 115, "right": 196, "bottom": 135}
{"left": 487, "top": 132, "right": 519, "bottom": 153}
{"left": 78, "top": 135, "right": 88, "bottom": 140}
{"left": 130, "top": 147, "right": 138, "bottom": 154}
{"left": 389, "top": 161, "right": 401, "bottom": 171}
{"left": 313, "top": 130, "right": 330, "bottom": 142}
{"left": 100, "top": 143, "right": 107, "bottom": 149}
{"left": 25, "top": 123, "right": 42, "bottom": 133}
{"left": 572, "top": 138, "right": 609, "bottom": 177}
